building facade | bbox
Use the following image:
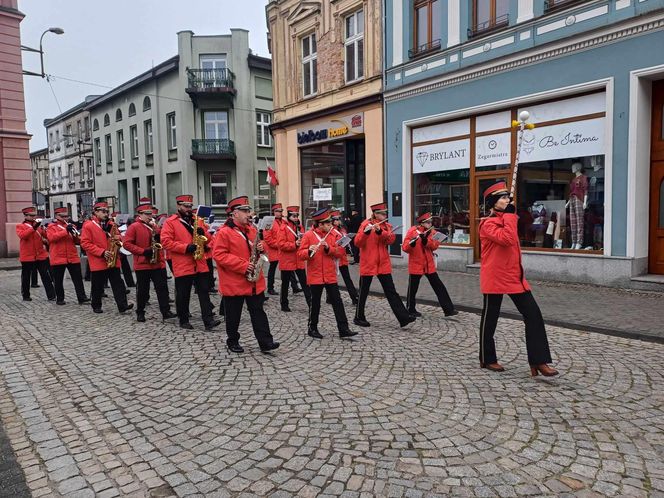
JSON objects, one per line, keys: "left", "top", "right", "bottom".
{"left": 89, "top": 30, "right": 274, "bottom": 217}
{"left": 29, "top": 147, "right": 49, "bottom": 215}
{"left": 44, "top": 97, "right": 96, "bottom": 221}
{"left": 0, "top": 0, "right": 32, "bottom": 257}
{"left": 384, "top": 0, "right": 664, "bottom": 286}
{"left": 266, "top": 0, "right": 383, "bottom": 223}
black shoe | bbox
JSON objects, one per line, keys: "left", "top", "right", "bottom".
{"left": 281, "top": 306, "right": 292, "bottom": 312}
{"left": 136, "top": 312, "right": 146, "bottom": 322}
{"left": 209, "top": 288, "right": 217, "bottom": 294}
{"left": 162, "top": 311, "right": 177, "bottom": 320}
{"left": 400, "top": 315, "right": 417, "bottom": 328}
{"left": 125, "top": 289, "right": 131, "bottom": 295}
{"left": 56, "top": 300, "right": 66, "bottom": 306}
{"left": 228, "top": 343, "right": 244, "bottom": 354}
{"left": 409, "top": 310, "right": 422, "bottom": 318}
{"left": 168, "top": 298, "right": 175, "bottom": 303}
{"left": 23, "top": 296, "right": 32, "bottom": 302}
{"left": 204, "top": 319, "right": 221, "bottom": 331}
{"left": 267, "top": 289, "right": 278, "bottom": 296}
{"left": 78, "top": 297, "right": 90, "bottom": 304}
{"left": 119, "top": 303, "right": 134, "bottom": 313}
{"left": 84, "top": 277, "right": 90, "bottom": 282}
{"left": 325, "top": 300, "right": 332, "bottom": 305}
{"left": 260, "top": 342, "right": 280, "bottom": 353}
{"left": 31, "top": 284, "right": 40, "bottom": 288}
{"left": 93, "top": 308, "right": 103, "bottom": 314}
{"left": 445, "top": 309, "right": 460, "bottom": 317}
{"left": 293, "top": 287, "right": 302, "bottom": 294}
{"left": 180, "top": 322, "right": 194, "bottom": 330}
{"left": 339, "top": 328, "right": 358, "bottom": 338}
{"left": 353, "top": 318, "right": 370, "bottom": 327}
{"left": 47, "top": 296, "right": 56, "bottom": 301}
{"left": 307, "top": 328, "right": 323, "bottom": 339}
{"left": 102, "top": 293, "right": 109, "bottom": 298}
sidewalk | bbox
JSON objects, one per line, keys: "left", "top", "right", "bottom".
{"left": 341, "top": 263, "right": 664, "bottom": 343}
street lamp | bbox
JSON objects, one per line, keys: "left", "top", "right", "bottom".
{"left": 22, "top": 27, "right": 65, "bottom": 78}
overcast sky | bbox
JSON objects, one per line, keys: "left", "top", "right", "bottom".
{"left": 20, "top": 0, "right": 270, "bottom": 152}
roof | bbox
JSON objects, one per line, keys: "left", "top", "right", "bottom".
{"left": 85, "top": 55, "right": 179, "bottom": 110}
{"left": 29, "top": 147, "right": 48, "bottom": 157}
{"left": 248, "top": 53, "right": 272, "bottom": 72}
{"left": 43, "top": 95, "right": 100, "bottom": 127}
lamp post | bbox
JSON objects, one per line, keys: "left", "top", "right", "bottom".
{"left": 22, "top": 27, "right": 64, "bottom": 78}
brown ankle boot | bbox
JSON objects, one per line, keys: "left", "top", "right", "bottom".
{"left": 480, "top": 362, "right": 505, "bottom": 372}
{"left": 530, "top": 364, "right": 559, "bottom": 377}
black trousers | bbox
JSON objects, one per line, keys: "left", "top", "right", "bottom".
{"left": 90, "top": 268, "right": 128, "bottom": 311}
{"left": 280, "top": 269, "right": 311, "bottom": 307}
{"left": 31, "top": 265, "right": 38, "bottom": 286}
{"left": 51, "top": 263, "right": 87, "bottom": 303}
{"left": 174, "top": 272, "right": 214, "bottom": 325}
{"left": 355, "top": 274, "right": 410, "bottom": 325}
{"left": 120, "top": 254, "right": 135, "bottom": 286}
{"left": 21, "top": 260, "right": 55, "bottom": 299}
{"left": 268, "top": 261, "right": 300, "bottom": 292}
{"left": 206, "top": 259, "right": 216, "bottom": 290}
{"left": 350, "top": 240, "right": 360, "bottom": 263}
{"left": 309, "top": 284, "right": 349, "bottom": 333}
{"left": 136, "top": 269, "right": 171, "bottom": 315}
{"left": 406, "top": 273, "right": 455, "bottom": 315}
{"left": 223, "top": 293, "right": 274, "bottom": 348}
{"left": 338, "top": 265, "right": 358, "bottom": 303}
{"left": 479, "top": 291, "right": 552, "bottom": 366}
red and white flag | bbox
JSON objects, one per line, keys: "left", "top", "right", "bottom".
{"left": 265, "top": 158, "right": 279, "bottom": 186}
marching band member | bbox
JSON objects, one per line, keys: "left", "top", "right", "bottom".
{"left": 298, "top": 208, "right": 357, "bottom": 339}
{"left": 353, "top": 202, "right": 415, "bottom": 328}
{"left": 112, "top": 211, "right": 136, "bottom": 289}
{"left": 161, "top": 194, "right": 220, "bottom": 331}
{"left": 123, "top": 201, "right": 176, "bottom": 323}
{"left": 278, "top": 205, "right": 311, "bottom": 311}
{"left": 46, "top": 207, "right": 89, "bottom": 305}
{"left": 213, "top": 196, "right": 279, "bottom": 354}
{"left": 16, "top": 206, "right": 55, "bottom": 301}
{"left": 264, "top": 203, "right": 301, "bottom": 296}
{"left": 80, "top": 202, "right": 133, "bottom": 314}
{"left": 479, "top": 181, "right": 558, "bottom": 377}
{"left": 402, "top": 212, "right": 458, "bottom": 317}
{"left": 330, "top": 210, "right": 358, "bottom": 305}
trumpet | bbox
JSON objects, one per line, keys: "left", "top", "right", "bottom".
{"left": 68, "top": 223, "right": 81, "bottom": 238}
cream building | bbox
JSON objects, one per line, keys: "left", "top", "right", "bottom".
{"left": 266, "top": 0, "right": 383, "bottom": 223}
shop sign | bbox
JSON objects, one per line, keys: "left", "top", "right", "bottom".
{"left": 412, "top": 138, "right": 470, "bottom": 173}
{"left": 297, "top": 113, "right": 364, "bottom": 147}
{"left": 312, "top": 187, "right": 332, "bottom": 201}
{"left": 476, "top": 132, "right": 511, "bottom": 167}
{"left": 520, "top": 117, "right": 604, "bottom": 163}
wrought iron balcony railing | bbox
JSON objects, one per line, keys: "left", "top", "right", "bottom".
{"left": 191, "top": 139, "right": 236, "bottom": 159}
{"left": 186, "top": 68, "right": 236, "bottom": 93}
{"left": 468, "top": 13, "right": 509, "bottom": 38}
{"left": 409, "top": 39, "right": 442, "bottom": 59}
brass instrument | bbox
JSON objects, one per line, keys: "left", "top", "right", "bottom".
{"left": 68, "top": 223, "right": 81, "bottom": 238}
{"left": 246, "top": 216, "right": 273, "bottom": 282}
{"left": 192, "top": 214, "right": 208, "bottom": 261}
{"left": 106, "top": 222, "right": 123, "bottom": 268}
{"left": 149, "top": 229, "right": 162, "bottom": 265}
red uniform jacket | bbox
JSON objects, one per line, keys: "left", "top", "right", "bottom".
{"left": 123, "top": 221, "right": 166, "bottom": 271}
{"left": 479, "top": 212, "right": 530, "bottom": 294}
{"left": 160, "top": 214, "right": 210, "bottom": 277}
{"left": 16, "top": 221, "right": 49, "bottom": 262}
{"left": 401, "top": 226, "right": 440, "bottom": 275}
{"left": 46, "top": 220, "right": 81, "bottom": 265}
{"left": 263, "top": 217, "right": 285, "bottom": 262}
{"left": 331, "top": 228, "right": 350, "bottom": 267}
{"left": 278, "top": 220, "right": 305, "bottom": 271}
{"left": 298, "top": 228, "right": 343, "bottom": 285}
{"left": 354, "top": 219, "right": 395, "bottom": 276}
{"left": 80, "top": 218, "right": 121, "bottom": 271}
{"left": 213, "top": 220, "right": 266, "bottom": 296}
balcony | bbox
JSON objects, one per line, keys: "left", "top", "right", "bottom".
{"left": 190, "top": 139, "right": 236, "bottom": 160}
{"left": 468, "top": 13, "right": 509, "bottom": 39}
{"left": 409, "top": 39, "right": 442, "bottom": 59}
{"left": 186, "top": 68, "right": 236, "bottom": 105}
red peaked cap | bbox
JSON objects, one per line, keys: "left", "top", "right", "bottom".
{"left": 176, "top": 194, "right": 193, "bottom": 203}
{"left": 483, "top": 181, "right": 509, "bottom": 199}
{"left": 416, "top": 212, "right": 433, "bottom": 223}
{"left": 286, "top": 206, "right": 299, "bottom": 214}
{"left": 136, "top": 203, "right": 153, "bottom": 213}
{"left": 139, "top": 197, "right": 152, "bottom": 204}
{"left": 93, "top": 201, "right": 108, "bottom": 210}
{"left": 312, "top": 208, "right": 331, "bottom": 222}
{"left": 271, "top": 203, "right": 283, "bottom": 211}
{"left": 227, "top": 196, "right": 251, "bottom": 211}
{"left": 22, "top": 206, "right": 37, "bottom": 215}
{"left": 330, "top": 210, "right": 341, "bottom": 219}
{"left": 54, "top": 207, "right": 69, "bottom": 215}
{"left": 370, "top": 202, "right": 388, "bottom": 213}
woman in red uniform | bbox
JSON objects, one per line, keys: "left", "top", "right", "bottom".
{"left": 330, "top": 210, "right": 358, "bottom": 304}
{"left": 478, "top": 182, "right": 558, "bottom": 377}
{"left": 16, "top": 206, "right": 55, "bottom": 301}
{"left": 278, "top": 206, "right": 311, "bottom": 311}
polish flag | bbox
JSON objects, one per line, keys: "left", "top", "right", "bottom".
{"left": 266, "top": 159, "right": 279, "bottom": 186}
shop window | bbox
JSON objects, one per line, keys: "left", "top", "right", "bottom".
{"left": 414, "top": 169, "right": 471, "bottom": 244}
{"left": 344, "top": 9, "right": 364, "bottom": 83}
{"left": 411, "top": 0, "right": 441, "bottom": 58}
{"left": 516, "top": 156, "right": 604, "bottom": 251}
{"left": 210, "top": 173, "right": 228, "bottom": 207}
{"left": 301, "top": 33, "right": 317, "bottom": 97}
{"left": 469, "top": 0, "right": 509, "bottom": 38}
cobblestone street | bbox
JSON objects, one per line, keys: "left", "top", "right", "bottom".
{"left": 0, "top": 269, "right": 663, "bottom": 497}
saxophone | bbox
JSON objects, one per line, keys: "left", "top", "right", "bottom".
{"left": 149, "top": 225, "right": 162, "bottom": 265}
{"left": 106, "top": 222, "right": 123, "bottom": 268}
{"left": 192, "top": 214, "right": 208, "bottom": 261}
{"left": 246, "top": 217, "right": 274, "bottom": 282}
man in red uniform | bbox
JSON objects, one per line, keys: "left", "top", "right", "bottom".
{"left": 80, "top": 202, "right": 132, "bottom": 314}
{"left": 16, "top": 206, "right": 55, "bottom": 301}
{"left": 123, "top": 201, "right": 177, "bottom": 323}
{"left": 330, "top": 210, "right": 358, "bottom": 305}
{"left": 402, "top": 212, "right": 457, "bottom": 317}
{"left": 298, "top": 208, "right": 357, "bottom": 339}
{"left": 161, "top": 194, "right": 220, "bottom": 331}
{"left": 46, "top": 207, "right": 89, "bottom": 305}
{"left": 478, "top": 181, "right": 558, "bottom": 377}
{"left": 353, "top": 202, "right": 415, "bottom": 328}
{"left": 213, "top": 196, "right": 279, "bottom": 354}
{"left": 278, "top": 206, "right": 311, "bottom": 311}
{"left": 263, "top": 203, "right": 301, "bottom": 296}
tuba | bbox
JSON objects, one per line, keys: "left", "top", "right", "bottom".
{"left": 246, "top": 216, "right": 274, "bottom": 282}
{"left": 192, "top": 214, "right": 208, "bottom": 261}
{"left": 106, "top": 222, "right": 123, "bottom": 268}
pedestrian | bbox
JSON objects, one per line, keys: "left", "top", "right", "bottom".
{"left": 402, "top": 212, "right": 458, "bottom": 317}
{"left": 15, "top": 206, "right": 56, "bottom": 301}
{"left": 213, "top": 195, "right": 279, "bottom": 354}
{"left": 478, "top": 181, "right": 558, "bottom": 377}
{"left": 278, "top": 206, "right": 311, "bottom": 311}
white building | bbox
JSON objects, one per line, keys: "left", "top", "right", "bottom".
{"left": 29, "top": 147, "right": 49, "bottom": 215}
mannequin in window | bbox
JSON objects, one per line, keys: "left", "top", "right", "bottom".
{"left": 565, "top": 162, "right": 588, "bottom": 250}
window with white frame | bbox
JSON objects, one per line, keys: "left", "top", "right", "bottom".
{"left": 105, "top": 135, "right": 112, "bottom": 164}
{"left": 144, "top": 119, "right": 153, "bottom": 155}
{"left": 117, "top": 130, "right": 125, "bottom": 161}
{"left": 94, "top": 138, "right": 101, "bottom": 166}
{"left": 256, "top": 112, "right": 272, "bottom": 147}
{"left": 345, "top": 9, "right": 364, "bottom": 83}
{"left": 167, "top": 112, "right": 177, "bottom": 150}
{"left": 86, "top": 158, "right": 93, "bottom": 179}
{"left": 204, "top": 111, "right": 229, "bottom": 140}
{"left": 210, "top": 172, "right": 229, "bottom": 207}
{"left": 130, "top": 125, "right": 138, "bottom": 158}
{"left": 301, "top": 33, "right": 317, "bottom": 97}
